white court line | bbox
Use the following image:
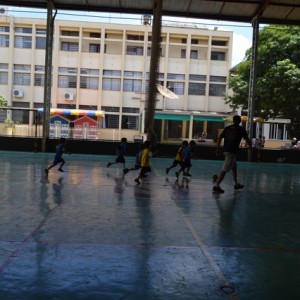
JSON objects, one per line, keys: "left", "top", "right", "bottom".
{"left": 171, "top": 196, "right": 238, "bottom": 300}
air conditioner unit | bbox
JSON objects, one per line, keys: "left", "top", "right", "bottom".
{"left": 64, "top": 92, "right": 74, "bottom": 101}
{"left": 13, "top": 89, "right": 24, "bottom": 98}
{"left": 0, "top": 7, "right": 8, "bottom": 15}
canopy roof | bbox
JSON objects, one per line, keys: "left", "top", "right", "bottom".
{"left": 2, "top": 0, "right": 300, "bottom": 25}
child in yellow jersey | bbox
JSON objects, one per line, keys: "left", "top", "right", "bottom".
{"left": 165, "top": 140, "right": 188, "bottom": 175}
{"left": 134, "top": 141, "right": 152, "bottom": 185}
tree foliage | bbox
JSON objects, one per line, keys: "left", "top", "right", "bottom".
{"left": 0, "top": 95, "right": 7, "bottom": 106}
{"left": 226, "top": 25, "right": 300, "bottom": 138}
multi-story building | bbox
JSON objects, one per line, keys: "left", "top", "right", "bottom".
{"left": 0, "top": 14, "right": 233, "bottom": 141}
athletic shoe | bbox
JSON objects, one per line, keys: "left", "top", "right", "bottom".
{"left": 213, "top": 185, "right": 224, "bottom": 193}
{"left": 107, "top": 162, "right": 111, "bottom": 168}
{"left": 134, "top": 178, "right": 140, "bottom": 184}
{"left": 184, "top": 173, "right": 192, "bottom": 177}
{"left": 175, "top": 172, "right": 179, "bottom": 179}
{"left": 166, "top": 168, "right": 169, "bottom": 175}
{"left": 234, "top": 183, "right": 244, "bottom": 190}
{"left": 44, "top": 169, "right": 48, "bottom": 175}
{"left": 123, "top": 168, "right": 129, "bottom": 175}
{"left": 58, "top": 168, "right": 64, "bottom": 172}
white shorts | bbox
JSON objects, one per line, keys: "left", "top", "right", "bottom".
{"left": 222, "top": 152, "right": 237, "bottom": 172}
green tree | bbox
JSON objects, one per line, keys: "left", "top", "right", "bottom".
{"left": 226, "top": 25, "right": 300, "bottom": 138}
{"left": 0, "top": 95, "right": 7, "bottom": 106}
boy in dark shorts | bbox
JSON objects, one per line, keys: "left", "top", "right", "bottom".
{"left": 107, "top": 137, "right": 127, "bottom": 169}
{"left": 166, "top": 140, "right": 188, "bottom": 175}
{"left": 45, "top": 138, "right": 68, "bottom": 175}
{"left": 176, "top": 140, "right": 196, "bottom": 178}
{"left": 123, "top": 143, "right": 145, "bottom": 175}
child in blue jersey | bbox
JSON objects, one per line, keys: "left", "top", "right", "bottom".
{"left": 175, "top": 140, "right": 196, "bottom": 178}
{"left": 123, "top": 143, "right": 145, "bottom": 175}
{"left": 45, "top": 138, "right": 68, "bottom": 175}
{"left": 107, "top": 137, "right": 127, "bottom": 169}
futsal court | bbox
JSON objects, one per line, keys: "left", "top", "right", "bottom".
{"left": 0, "top": 150, "right": 299, "bottom": 299}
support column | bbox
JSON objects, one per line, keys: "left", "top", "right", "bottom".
{"left": 188, "top": 115, "right": 194, "bottom": 140}
{"left": 42, "top": 1, "right": 56, "bottom": 152}
{"left": 247, "top": 16, "right": 259, "bottom": 160}
{"left": 144, "top": 0, "right": 162, "bottom": 144}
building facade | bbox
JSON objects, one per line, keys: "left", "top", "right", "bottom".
{"left": 0, "top": 14, "right": 233, "bottom": 141}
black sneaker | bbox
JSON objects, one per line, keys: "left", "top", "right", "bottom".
{"left": 175, "top": 172, "right": 179, "bottom": 179}
{"left": 166, "top": 168, "right": 169, "bottom": 175}
{"left": 213, "top": 185, "right": 224, "bottom": 193}
{"left": 123, "top": 168, "right": 129, "bottom": 175}
{"left": 134, "top": 178, "right": 140, "bottom": 185}
{"left": 58, "top": 168, "right": 64, "bottom": 172}
{"left": 234, "top": 183, "right": 244, "bottom": 190}
{"left": 107, "top": 162, "right": 111, "bottom": 168}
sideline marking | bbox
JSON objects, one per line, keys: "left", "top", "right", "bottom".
{"left": 172, "top": 196, "right": 238, "bottom": 300}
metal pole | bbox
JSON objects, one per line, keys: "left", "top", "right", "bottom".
{"left": 42, "top": 1, "right": 56, "bottom": 152}
{"left": 247, "top": 16, "right": 259, "bottom": 161}
{"left": 144, "top": 0, "right": 162, "bottom": 144}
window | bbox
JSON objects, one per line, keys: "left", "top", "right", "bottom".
{"left": 0, "top": 72, "right": 8, "bottom": 84}
{"left": 36, "top": 37, "right": 46, "bottom": 49}
{"left": 123, "top": 79, "right": 142, "bottom": 92}
{"left": 122, "top": 107, "right": 139, "bottom": 113}
{"left": 36, "top": 28, "right": 46, "bottom": 35}
{"left": 59, "top": 67, "right": 78, "bottom": 74}
{"left": 90, "top": 32, "right": 101, "bottom": 38}
{"left": 124, "top": 71, "right": 142, "bottom": 78}
{"left": 80, "top": 77, "right": 99, "bottom": 89}
{"left": 126, "top": 45, "right": 143, "bottom": 55}
{"left": 14, "top": 36, "right": 32, "bottom": 48}
{"left": 167, "top": 82, "right": 185, "bottom": 95}
{"left": 103, "top": 70, "right": 121, "bottom": 76}
{"left": 211, "top": 51, "right": 226, "bottom": 61}
{"left": 35, "top": 65, "right": 45, "bottom": 72}
{"left": 105, "top": 114, "right": 119, "bottom": 128}
{"left": 34, "top": 74, "right": 45, "bottom": 86}
{"left": 191, "top": 39, "right": 198, "bottom": 44}
{"left": 122, "top": 115, "right": 139, "bottom": 129}
{"left": 101, "top": 106, "right": 120, "bottom": 112}
{"left": 189, "top": 74, "right": 206, "bottom": 81}
{"left": 188, "top": 82, "right": 206, "bottom": 95}
{"left": 14, "top": 64, "right": 31, "bottom": 71}
{"left": 212, "top": 40, "right": 227, "bottom": 46}
{"left": 61, "top": 30, "right": 79, "bottom": 37}
{"left": 14, "top": 73, "right": 31, "bottom": 85}
{"left": 209, "top": 84, "right": 226, "bottom": 96}
{"left": 89, "top": 43, "right": 100, "bottom": 53}
{"left": 0, "top": 26, "right": 9, "bottom": 33}
{"left": 61, "top": 42, "right": 79, "bottom": 51}
{"left": 80, "top": 69, "right": 99, "bottom": 75}
{"left": 210, "top": 75, "right": 227, "bottom": 82}
{"left": 190, "top": 50, "right": 198, "bottom": 59}
{"left": 181, "top": 49, "right": 186, "bottom": 58}
{"left": 14, "top": 64, "right": 31, "bottom": 86}
{"left": 127, "top": 34, "right": 144, "bottom": 41}
{"left": 0, "top": 35, "right": 9, "bottom": 47}
{"left": 167, "top": 73, "right": 185, "bottom": 80}
{"left": 58, "top": 75, "right": 77, "bottom": 88}
{"left": 15, "top": 27, "right": 32, "bottom": 34}
{"left": 102, "top": 78, "right": 121, "bottom": 90}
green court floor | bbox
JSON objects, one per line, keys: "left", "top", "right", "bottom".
{"left": 0, "top": 150, "right": 299, "bottom": 299}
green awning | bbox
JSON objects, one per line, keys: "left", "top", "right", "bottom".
{"left": 154, "top": 113, "right": 190, "bottom": 121}
{"left": 154, "top": 113, "right": 225, "bottom": 122}
{"left": 193, "top": 116, "right": 225, "bottom": 122}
